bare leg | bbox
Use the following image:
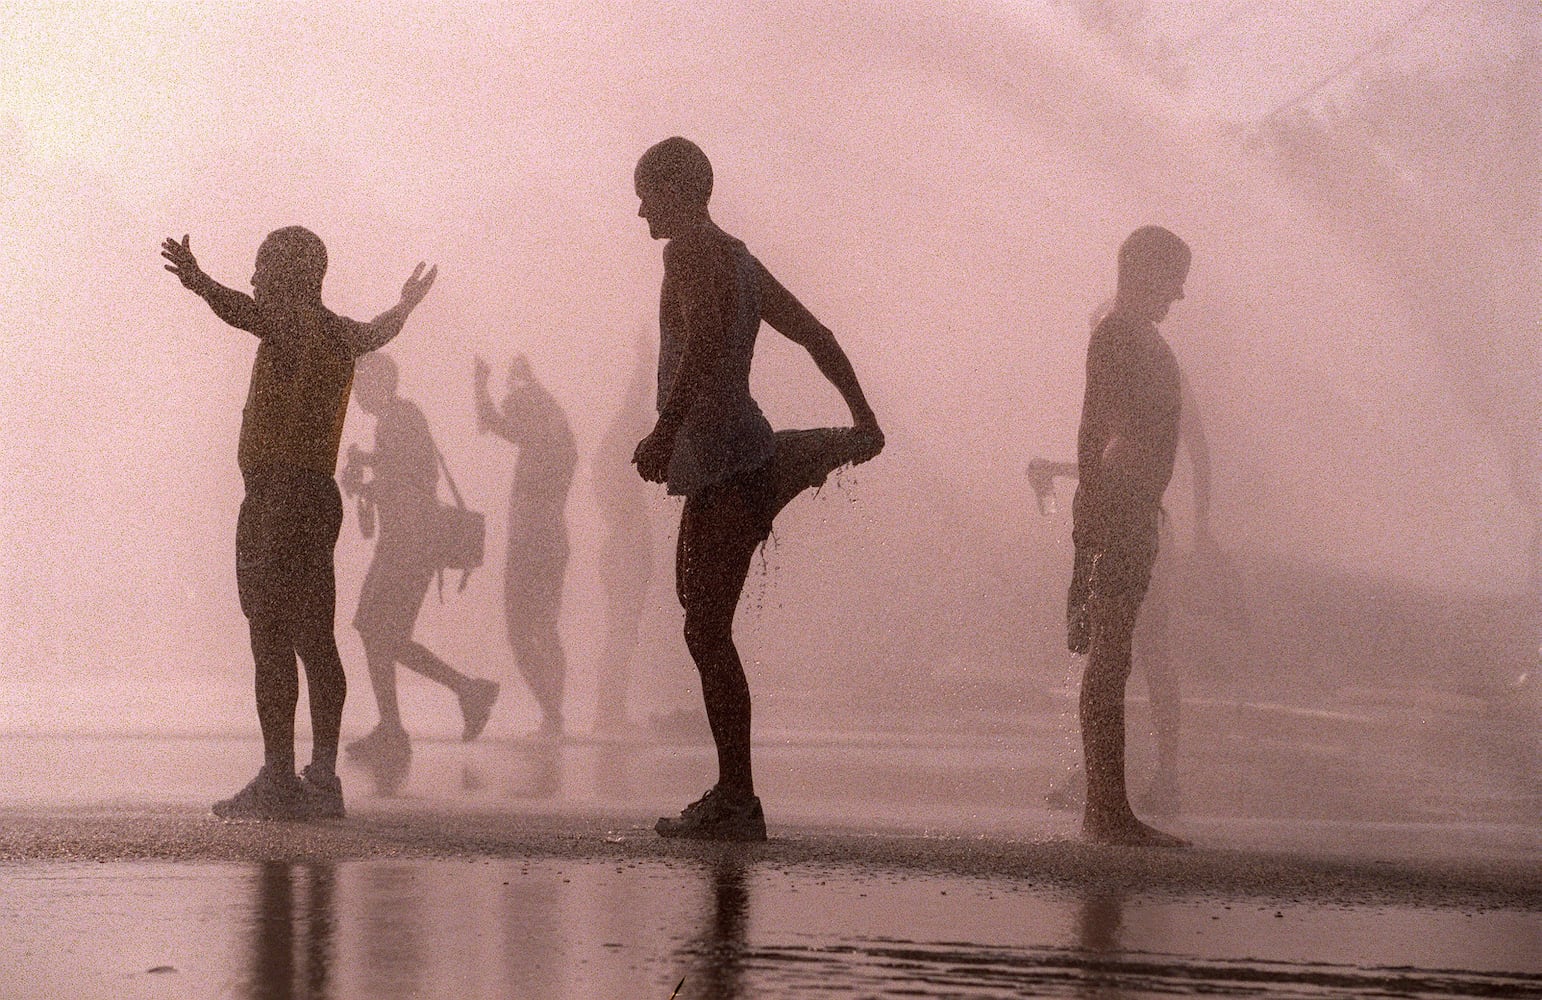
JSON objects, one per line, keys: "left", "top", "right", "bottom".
{"left": 677, "top": 485, "right": 765, "bottom": 799}
{"left": 341, "top": 632, "right": 411, "bottom": 789}
{"left": 294, "top": 626, "right": 346, "bottom": 775}
{"left": 509, "top": 611, "right": 566, "bottom": 733}
{"left": 398, "top": 641, "right": 475, "bottom": 696}
{"left": 1081, "top": 597, "right": 1184, "bottom": 847}
{"left": 1137, "top": 575, "right": 1181, "bottom": 812}
{"left": 250, "top": 619, "right": 300, "bottom": 777}
{"left": 359, "top": 634, "right": 406, "bottom": 731}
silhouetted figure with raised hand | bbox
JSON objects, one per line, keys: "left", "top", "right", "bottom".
{"left": 474, "top": 354, "right": 576, "bottom": 738}
{"left": 161, "top": 228, "right": 436, "bottom": 821}
{"left": 1068, "top": 225, "right": 1190, "bottom": 847}
{"left": 633, "top": 137, "right": 884, "bottom": 841}
{"left": 341, "top": 352, "right": 499, "bottom": 790}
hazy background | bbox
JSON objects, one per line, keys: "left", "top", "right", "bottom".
{"left": 0, "top": 1, "right": 1535, "bottom": 741}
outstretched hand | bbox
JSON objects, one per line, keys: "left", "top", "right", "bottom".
{"left": 161, "top": 235, "right": 206, "bottom": 291}
{"left": 400, "top": 262, "right": 438, "bottom": 310}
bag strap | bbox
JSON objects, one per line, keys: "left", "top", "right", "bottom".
{"left": 436, "top": 565, "right": 474, "bottom": 602}
{"left": 431, "top": 443, "right": 476, "bottom": 601}
{"left": 433, "top": 444, "right": 468, "bottom": 510}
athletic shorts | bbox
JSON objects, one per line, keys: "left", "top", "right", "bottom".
{"left": 1068, "top": 504, "right": 1161, "bottom": 647}
{"left": 236, "top": 466, "right": 342, "bottom": 631}
{"left": 687, "top": 459, "right": 776, "bottom": 544}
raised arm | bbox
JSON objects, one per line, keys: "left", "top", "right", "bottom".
{"left": 160, "top": 235, "right": 259, "bottom": 332}
{"left": 343, "top": 262, "right": 439, "bottom": 355}
{"left": 758, "top": 265, "right": 883, "bottom": 457}
{"left": 473, "top": 355, "right": 520, "bottom": 443}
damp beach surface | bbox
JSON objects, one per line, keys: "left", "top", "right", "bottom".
{"left": 0, "top": 730, "right": 1536, "bottom": 999}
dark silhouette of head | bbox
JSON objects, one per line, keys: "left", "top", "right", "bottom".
{"left": 353, "top": 351, "right": 398, "bottom": 416}
{"left": 1116, "top": 225, "right": 1190, "bottom": 323}
{"left": 252, "top": 226, "right": 328, "bottom": 309}
{"left": 634, "top": 137, "right": 713, "bottom": 240}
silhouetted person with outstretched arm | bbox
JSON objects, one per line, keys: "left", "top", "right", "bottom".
{"left": 633, "top": 137, "right": 884, "bottom": 841}
{"left": 340, "top": 352, "right": 499, "bottom": 789}
{"left": 161, "top": 228, "right": 436, "bottom": 821}
{"left": 1068, "top": 225, "right": 1190, "bottom": 847}
{"left": 474, "top": 354, "right": 576, "bottom": 737}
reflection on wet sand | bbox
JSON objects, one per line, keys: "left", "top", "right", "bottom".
{"left": 248, "top": 863, "right": 336, "bottom": 1000}
{"left": 0, "top": 854, "right": 1534, "bottom": 1000}
{"left": 675, "top": 852, "right": 751, "bottom": 1000}
{"left": 1075, "top": 891, "right": 1126, "bottom": 1000}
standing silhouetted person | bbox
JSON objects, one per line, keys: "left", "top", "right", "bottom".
{"left": 341, "top": 351, "right": 499, "bottom": 789}
{"left": 633, "top": 137, "right": 883, "bottom": 841}
{"left": 474, "top": 354, "right": 576, "bottom": 737}
{"left": 161, "top": 228, "right": 436, "bottom": 820}
{"left": 1068, "top": 225, "right": 1190, "bottom": 846}
{"left": 591, "top": 332, "right": 658, "bottom": 736}
{"left": 1036, "top": 370, "right": 1216, "bottom": 816}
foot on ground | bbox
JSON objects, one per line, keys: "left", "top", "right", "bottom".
{"left": 345, "top": 723, "right": 410, "bottom": 763}
{"left": 459, "top": 679, "right": 500, "bottom": 742}
{"left": 1082, "top": 810, "right": 1189, "bottom": 848}
{"left": 299, "top": 764, "right": 346, "bottom": 820}
{"left": 1045, "top": 768, "right": 1085, "bottom": 811}
{"left": 212, "top": 765, "right": 304, "bottom": 821}
{"left": 344, "top": 724, "right": 412, "bottom": 795}
{"left": 656, "top": 785, "right": 767, "bottom": 842}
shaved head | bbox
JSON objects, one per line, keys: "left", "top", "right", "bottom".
{"left": 635, "top": 136, "right": 714, "bottom": 207}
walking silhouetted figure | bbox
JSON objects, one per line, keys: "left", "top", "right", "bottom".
{"left": 341, "top": 352, "right": 499, "bottom": 791}
{"left": 161, "top": 227, "right": 436, "bottom": 820}
{"left": 1068, "top": 225, "right": 1191, "bottom": 847}
{"left": 474, "top": 354, "right": 576, "bottom": 737}
{"left": 632, "top": 137, "right": 883, "bottom": 841}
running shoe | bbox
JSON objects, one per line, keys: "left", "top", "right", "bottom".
{"left": 299, "top": 764, "right": 346, "bottom": 820}
{"left": 655, "top": 785, "right": 767, "bottom": 842}
{"left": 345, "top": 723, "right": 412, "bottom": 795}
{"left": 459, "top": 678, "right": 500, "bottom": 742}
{"left": 212, "top": 765, "right": 305, "bottom": 821}
{"left": 345, "top": 723, "right": 410, "bottom": 763}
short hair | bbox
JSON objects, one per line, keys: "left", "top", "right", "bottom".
{"left": 354, "top": 351, "right": 398, "bottom": 394}
{"left": 259, "top": 226, "right": 328, "bottom": 295}
{"left": 634, "top": 136, "right": 713, "bottom": 205}
{"left": 1117, "top": 225, "right": 1190, "bottom": 292}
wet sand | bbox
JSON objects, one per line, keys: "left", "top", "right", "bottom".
{"left": 0, "top": 732, "right": 1538, "bottom": 998}
{"left": 0, "top": 801, "right": 1537, "bottom": 912}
